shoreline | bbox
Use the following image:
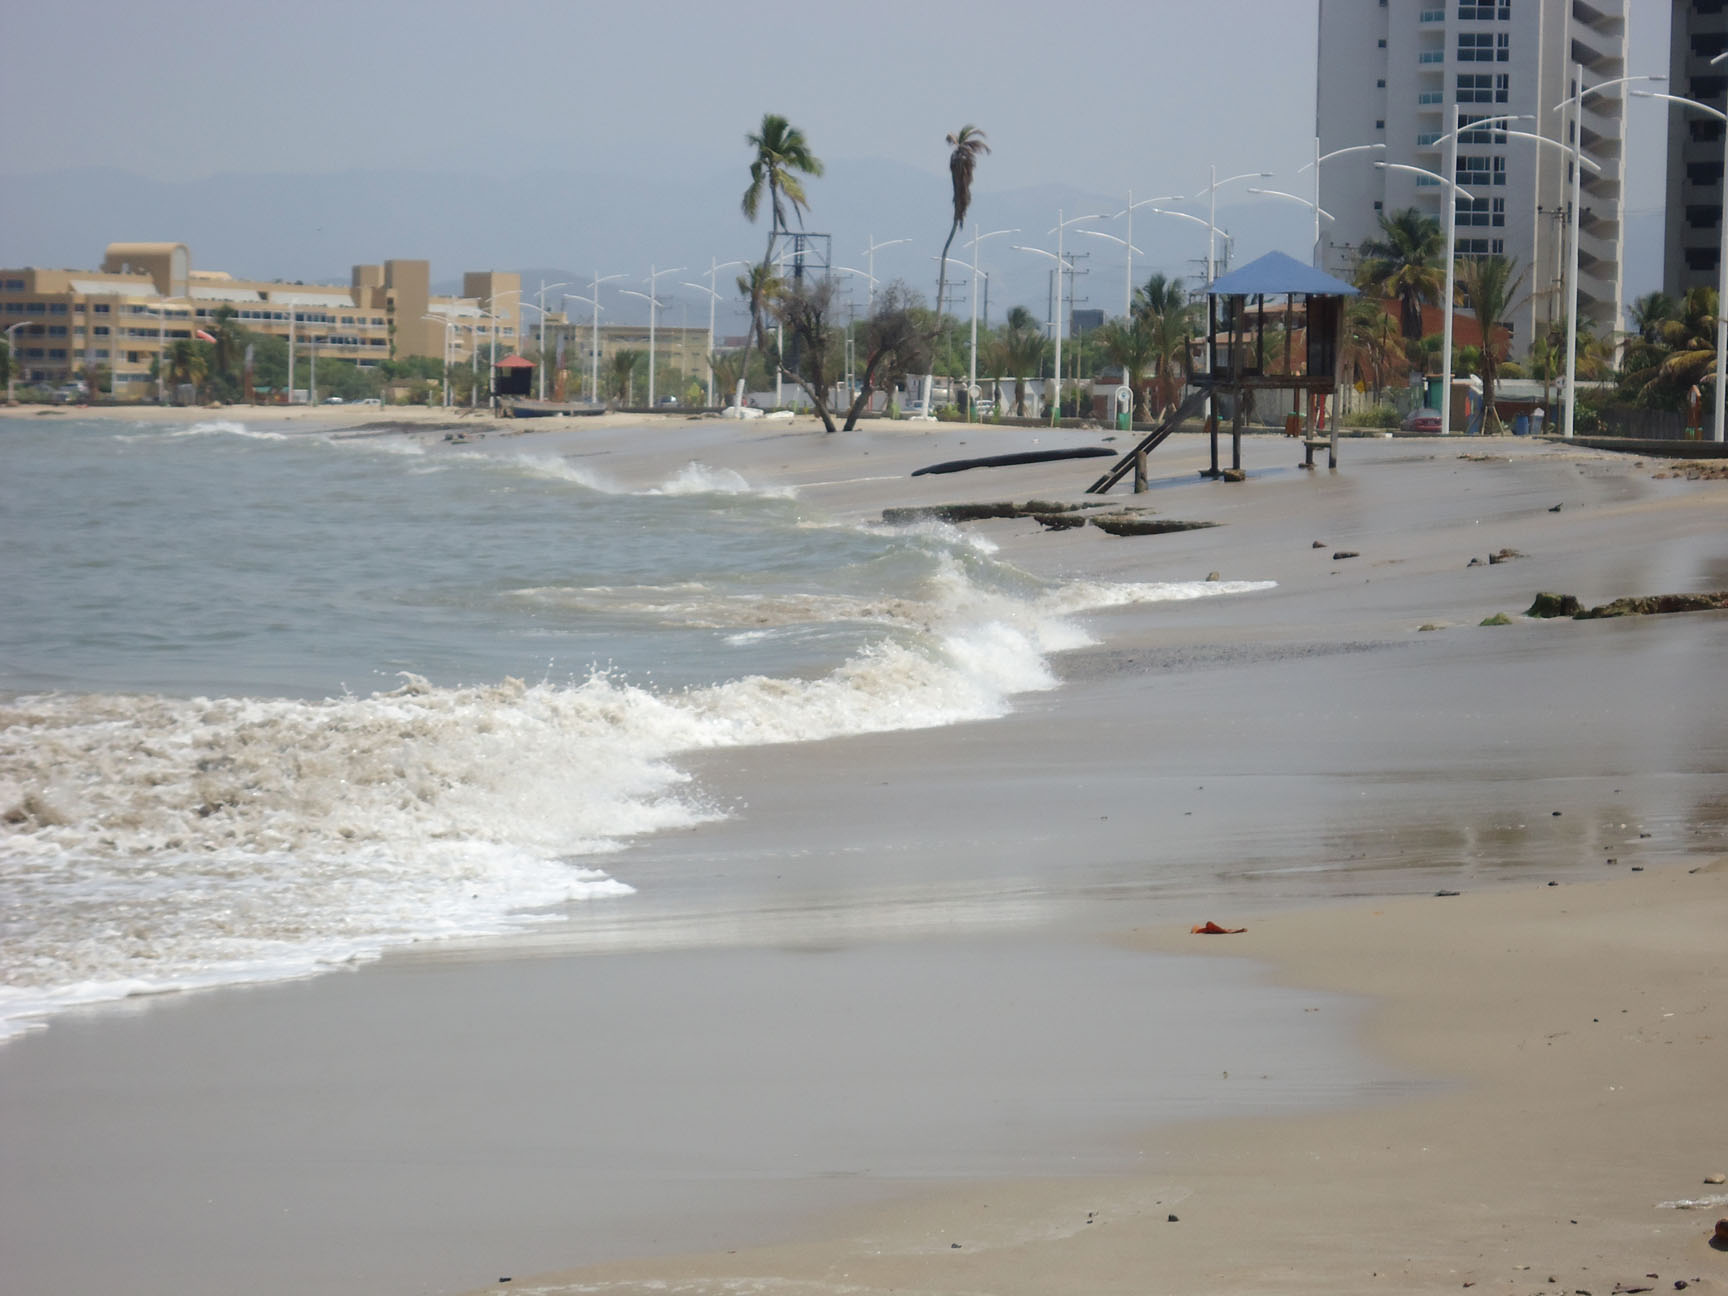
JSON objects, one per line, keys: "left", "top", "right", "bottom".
{"left": 489, "top": 861, "right": 1728, "bottom": 1296}
{"left": 2, "top": 409, "right": 1725, "bottom": 1294}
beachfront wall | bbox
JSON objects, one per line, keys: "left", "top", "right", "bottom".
{"left": 1, "top": 243, "right": 521, "bottom": 397}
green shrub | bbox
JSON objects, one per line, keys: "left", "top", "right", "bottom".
{"left": 1343, "top": 404, "right": 1399, "bottom": 429}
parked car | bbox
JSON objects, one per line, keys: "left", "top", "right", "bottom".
{"left": 323, "top": 395, "right": 345, "bottom": 404}
{"left": 1401, "top": 407, "right": 1443, "bottom": 434}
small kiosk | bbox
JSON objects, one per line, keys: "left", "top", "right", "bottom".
{"left": 491, "top": 354, "right": 534, "bottom": 401}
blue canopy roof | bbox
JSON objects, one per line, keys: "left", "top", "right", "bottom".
{"left": 1207, "top": 250, "right": 1358, "bottom": 298}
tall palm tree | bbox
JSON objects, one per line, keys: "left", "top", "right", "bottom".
{"left": 207, "top": 305, "right": 243, "bottom": 384}
{"left": 935, "top": 125, "right": 989, "bottom": 327}
{"left": 741, "top": 114, "right": 824, "bottom": 265}
{"left": 166, "top": 338, "right": 208, "bottom": 399}
{"left": 1453, "top": 253, "right": 1526, "bottom": 434}
{"left": 609, "top": 349, "right": 642, "bottom": 405}
{"left": 1355, "top": 207, "right": 1445, "bottom": 344}
{"left": 1094, "top": 316, "right": 1156, "bottom": 419}
{"left": 1628, "top": 291, "right": 1678, "bottom": 345}
{"left": 998, "top": 321, "right": 1050, "bottom": 417}
{"left": 740, "top": 114, "right": 822, "bottom": 399}
{"left": 1622, "top": 284, "right": 1717, "bottom": 406}
{"left": 1340, "top": 298, "right": 1399, "bottom": 403}
{"left": 1133, "top": 272, "right": 1189, "bottom": 324}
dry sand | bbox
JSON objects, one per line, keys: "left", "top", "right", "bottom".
{"left": 3, "top": 406, "right": 1726, "bottom": 1295}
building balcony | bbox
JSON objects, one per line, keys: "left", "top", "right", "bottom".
{"left": 1419, "top": 7, "right": 1445, "bottom": 21}
{"left": 1570, "top": 38, "right": 1623, "bottom": 75}
{"left": 1418, "top": 90, "right": 1446, "bottom": 106}
{"left": 1571, "top": 0, "right": 1625, "bottom": 39}
{"left": 1577, "top": 225, "right": 1620, "bottom": 267}
{"left": 1418, "top": 49, "right": 1446, "bottom": 66}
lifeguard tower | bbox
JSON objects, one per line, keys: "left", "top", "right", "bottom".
{"left": 1088, "top": 250, "right": 1358, "bottom": 493}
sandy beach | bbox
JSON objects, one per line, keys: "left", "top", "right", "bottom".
{"left": 2, "top": 405, "right": 1725, "bottom": 1295}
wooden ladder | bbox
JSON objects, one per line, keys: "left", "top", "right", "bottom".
{"left": 1085, "top": 388, "right": 1211, "bottom": 495}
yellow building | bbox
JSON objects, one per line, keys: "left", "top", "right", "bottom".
{"left": 1, "top": 242, "right": 520, "bottom": 399}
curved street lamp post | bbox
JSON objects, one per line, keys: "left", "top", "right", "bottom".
{"left": 1542, "top": 73, "right": 1664, "bottom": 437}
{"left": 1629, "top": 86, "right": 1720, "bottom": 440}
{"left": 679, "top": 258, "right": 746, "bottom": 407}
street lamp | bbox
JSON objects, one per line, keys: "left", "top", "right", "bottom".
{"left": 932, "top": 252, "right": 996, "bottom": 421}
{"left": 861, "top": 235, "right": 910, "bottom": 312}
{"left": 830, "top": 266, "right": 880, "bottom": 407}
{"left": 1295, "top": 143, "right": 1385, "bottom": 269}
{"left": 1074, "top": 228, "right": 1144, "bottom": 322}
{"left": 577, "top": 272, "right": 625, "bottom": 404}
{"left": 627, "top": 265, "right": 685, "bottom": 407}
{"left": 1376, "top": 152, "right": 1480, "bottom": 431}
{"left": 961, "top": 226, "right": 1017, "bottom": 420}
{"left": 1105, "top": 192, "right": 1181, "bottom": 317}
{"left": 1544, "top": 71, "right": 1664, "bottom": 438}
{"left": 1012, "top": 241, "right": 1074, "bottom": 423}
{"left": 420, "top": 313, "right": 456, "bottom": 406}
{"left": 1632, "top": 86, "right": 1724, "bottom": 442}
{"left": 1015, "top": 210, "right": 1107, "bottom": 424}
{"left": 1246, "top": 187, "right": 1335, "bottom": 225}
{"left": 680, "top": 257, "right": 746, "bottom": 407}
{"left": 5, "top": 318, "right": 37, "bottom": 403}
{"left": 1191, "top": 169, "right": 1272, "bottom": 287}
{"left": 532, "top": 280, "right": 569, "bottom": 400}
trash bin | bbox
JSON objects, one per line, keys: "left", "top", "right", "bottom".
{"left": 1513, "top": 414, "right": 1529, "bottom": 436}
{"left": 1116, "top": 410, "right": 1130, "bottom": 430}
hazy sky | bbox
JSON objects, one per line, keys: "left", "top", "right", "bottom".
{"left": 3, "top": 0, "right": 1327, "bottom": 187}
{"left": 0, "top": 0, "right": 1673, "bottom": 305}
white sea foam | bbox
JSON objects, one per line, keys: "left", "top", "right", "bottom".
{"left": 646, "top": 461, "right": 798, "bottom": 499}
{"left": 497, "top": 452, "right": 795, "bottom": 500}
{"left": 172, "top": 419, "right": 291, "bottom": 441}
{"left": 0, "top": 493, "right": 1274, "bottom": 1037}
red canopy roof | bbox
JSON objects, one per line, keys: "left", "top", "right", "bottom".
{"left": 494, "top": 354, "right": 534, "bottom": 369}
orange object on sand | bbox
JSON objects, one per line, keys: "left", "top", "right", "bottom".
{"left": 1191, "top": 921, "right": 1247, "bottom": 935}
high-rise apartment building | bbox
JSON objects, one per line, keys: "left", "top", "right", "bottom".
{"left": 1317, "top": 0, "right": 1629, "bottom": 353}
{"left": 1662, "top": 2, "right": 1728, "bottom": 298}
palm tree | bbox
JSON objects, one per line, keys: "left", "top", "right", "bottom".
{"left": 1355, "top": 208, "right": 1445, "bottom": 344}
{"left": 1628, "top": 291, "right": 1678, "bottom": 345}
{"left": 935, "top": 125, "right": 989, "bottom": 328}
{"left": 740, "top": 114, "right": 822, "bottom": 398}
{"left": 207, "top": 304, "right": 243, "bottom": 383}
{"left": 1340, "top": 299, "right": 1399, "bottom": 403}
{"left": 1453, "top": 253, "right": 1526, "bottom": 434}
{"left": 998, "top": 321, "right": 1050, "bottom": 417}
{"left": 1622, "top": 285, "right": 1718, "bottom": 406}
{"left": 1133, "top": 272, "right": 1190, "bottom": 324}
{"left": 1094, "top": 317, "right": 1154, "bottom": 419}
{"left": 609, "top": 349, "right": 642, "bottom": 405}
{"left": 165, "top": 338, "right": 208, "bottom": 399}
{"left": 741, "top": 114, "right": 824, "bottom": 265}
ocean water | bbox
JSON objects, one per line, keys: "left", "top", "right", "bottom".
{"left": 0, "top": 416, "right": 1273, "bottom": 1039}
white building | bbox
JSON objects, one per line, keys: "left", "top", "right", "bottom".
{"left": 1316, "top": 0, "right": 1629, "bottom": 354}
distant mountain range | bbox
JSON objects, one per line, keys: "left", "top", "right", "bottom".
{"left": 1, "top": 160, "right": 1664, "bottom": 332}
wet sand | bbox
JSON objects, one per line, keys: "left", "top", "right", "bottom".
{"left": 2, "top": 410, "right": 1725, "bottom": 1295}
